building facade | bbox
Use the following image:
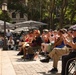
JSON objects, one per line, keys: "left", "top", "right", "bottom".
{"left": 9, "top": 11, "right": 28, "bottom": 23}
{"left": 8, "top": 0, "right": 28, "bottom": 23}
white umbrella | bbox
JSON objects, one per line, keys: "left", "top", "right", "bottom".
{"left": 0, "top": 29, "right": 14, "bottom": 33}
{"left": 14, "top": 27, "right": 38, "bottom": 32}
{"left": 0, "top": 20, "right": 13, "bottom": 29}
{"left": 14, "top": 20, "right": 48, "bottom": 28}
{"left": 14, "top": 27, "right": 29, "bottom": 32}
{"left": 70, "top": 24, "right": 76, "bottom": 28}
{"left": 70, "top": 24, "right": 76, "bottom": 29}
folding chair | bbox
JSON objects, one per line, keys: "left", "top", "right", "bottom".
{"left": 65, "top": 58, "right": 76, "bottom": 75}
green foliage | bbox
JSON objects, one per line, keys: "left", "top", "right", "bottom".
{"left": 0, "top": 0, "right": 76, "bottom": 29}
{"left": 0, "top": 0, "right": 3, "bottom": 7}
{"left": 0, "top": 11, "right": 11, "bottom": 22}
{"left": 8, "top": 0, "right": 27, "bottom": 13}
{"left": 0, "top": 9, "right": 2, "bottom": 14}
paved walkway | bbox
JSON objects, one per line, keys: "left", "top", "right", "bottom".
{"left": 0, "top": 49, "right": 61, "bottom": 75}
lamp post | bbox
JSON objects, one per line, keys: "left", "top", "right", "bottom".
{"left": 2, "top": 3, "right": 8, "bottom": 50}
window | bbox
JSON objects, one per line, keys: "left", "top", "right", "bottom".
{"left": 12, "top": 12, "right": 16, "bottom": 18}
{"left": 20, "top": 13, "right": 24, "bottom": 18}
{"left": 12, "top": 22, "right": 16, "bottom": 24}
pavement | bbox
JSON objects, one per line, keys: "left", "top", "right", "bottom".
{"left": 0, "top": 48, "right": 61, "bottom": 75}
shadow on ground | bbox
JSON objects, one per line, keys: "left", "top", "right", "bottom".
{"left": 16, "top": 58, "right": 36, "bottom": 62}
{"left": 37, "top": 72, "right": 61, "bottom": 75}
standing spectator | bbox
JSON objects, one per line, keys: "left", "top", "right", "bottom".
{"left": 6, "top": 29, "right": 13, "bottom": 40}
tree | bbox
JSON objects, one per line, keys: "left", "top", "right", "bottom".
{"left": 8, "top": 0, "right": 27, "bottom": 13}
{"left": 1, "top": 0, "right": 76, "bottom": 29}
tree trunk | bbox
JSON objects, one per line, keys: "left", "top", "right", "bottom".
{"left": 59, "top": 0, "right": 68, "bottom": 28}
{"left": 49, "top": 0, "right": 55, "bottom": 29}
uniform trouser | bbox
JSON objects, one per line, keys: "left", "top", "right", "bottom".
{"left": 48, "top": 46, "right": 70, "bottom": 68}
{"left": 62, "top": 51, "right": 76, "bottom": 75}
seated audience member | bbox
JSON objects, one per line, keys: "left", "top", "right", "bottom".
{"left": 61, "top": 28, "right": 76, "bottom": 75}
{"left": 40, "top": 30, "right": 50, "bottom": 55}
{"left": 17, "top": 31, "right": 34, "bottom": 56}
{"left": 13, "top": 33, "right": 20, "bottom": 50}
{"left": 17, "top": 33, "right": 26, "bottom": 55}
{"left": 41, "top": 29, "right": 49, "bottom": 43}
{"left": 22, "top": 29, "right": 43, "bottom": 60}
{"left": 7, "top": 36, "right": 15, "bottom": 50}
{"left": 40, "top": 29, "right": 71, "bottom": 73}
{"left": 40, "top": 29, "right": 56, "bottom": 55}
{"left": 20, "top": 31, "right": 34, "bottom": 57}
{"left": 25, "top": 31, "right": 34, "bottom": 43}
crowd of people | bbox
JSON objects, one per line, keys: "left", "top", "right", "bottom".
{"left": 0, "top": 28, "right": 76, "bottom": 75}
